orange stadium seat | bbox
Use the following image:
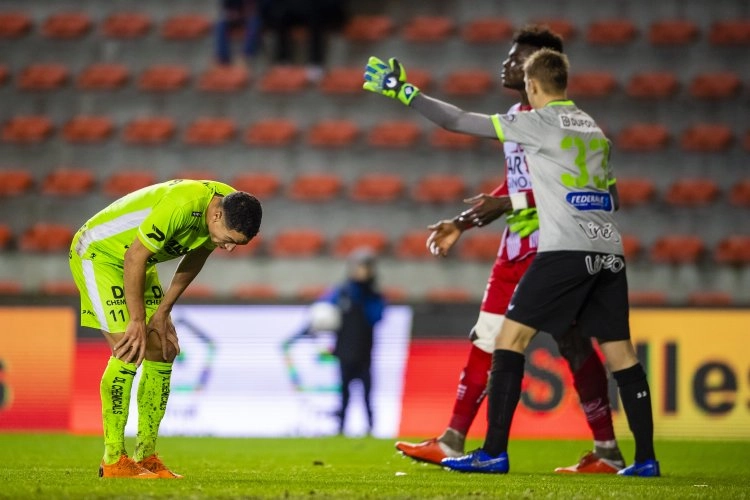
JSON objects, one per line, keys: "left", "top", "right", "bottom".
{"left": 19, "top": 223, "right": 75, "bottom": 253}
{"left": 41, "top": 12, "right": 92, "bottom": 39}
{"left": 319, "top": 67, "right": 366, "bottom": 94}
{"left": 62, "top": 115, "right": 114, "bottom": 143}
{"left": 586, "top": 19, "right": 637, "bottom": 45}
{"left": 413, "top": 174, "right": 466, "bottom": 203}
{"left": 2, "top": 115, "right": 54, "bottom": 143}
{"left": 138, "top": 64, "right": 189, "bottom": 92}
{"left": 0, "top": 280, "right": 23, "bottom": 294}
{"left": 532, "top": 18, "right": 576, "bottom": 40}
{"left": 123, "top": 117, "right": 175, "bottom": 145}
{"left": 687, "top": 291, "right": 733, "bottom": 307}
{"left": 430, "top": 128, "right": 480, "bottom": 150}
{"left": 269, "top": 229, "right": 325, "bottom": 257}
{"left": 714, "top": 235, "right": 750, "bottom": 265}
{"left": 296, "top": 285, "right": 329, "bottom": 302}
{"left": 0, "top": 169, "right": 33, "bottom": 196}
{"left": 615, "top": 178, "right": 656, "bottom": 207}
{"left": 184, "top": 117, "right": 236, "bottom": 146}
{"left": 709, "top": 20, "right": 750, "bottom": 45}
{"left": 230, "top": 172, "right": 282, "bottom": 199}
{"left": 395, "top": 230, "right": 432, "bottom": 260}
{"left": 628, "top": 291, "right": 668, "bottom": 306}
{"left": 382, "top": 286, "right": 408, "bottom": 303}
{"left": 650, "top": 235, "right": 705, "bottom": 264}
{"left": 689, "top": 72, "right": 742, "bottom": 99}
{"left": 18, "top": 63, "right": 69, "bottom": 90}
{"left": 173, "top": 169, "right": 219, "bottom": 181}
{"left": 648, "top": 19, "right": 699, "bottom": 45}
{"left": 161, "top": 13, "right": 211, "bottom": 40}
{"left": 350, "top": 173, "right": 405, "bottom": 203}
{"left": 461, "top": 18, "right": 514, "bottom": 44}
{"left": 367, "top": 120, "right": 421, "bottom": 148}
{"left": 475, "top": 176, "right": 504, "bottom": 195}
{"left": 621, "top": 234, "right": 642, "bottom": 261}
{"left": 258, "top": 65, "right": 308, "bottom": 93}
{"left": 232, "top": 284, "right": 279, "bottom": 301}
{"left": 425, "top": 287, "right": 472, "bottom": 303}
{"left": 729, "top": 179, "right": 750, "bottom": 207}
{"left": 442, "top": 69, "right": 493, "bottom": 96}
{"left": 402, "top": 68, "right": 433, "bottom": 92}
{"left": 102, "top": 12, "right": 152, "bottom": 39}
{"left": 197, "top": 65, "right": 250, "bottom": 92}
{"left": 103, "top": 171, "right": 157, "bottom": 197}
{"left": 306, "top": 120, "right": 359, "bottom": 148}
{"left": 664, "top": 178, "right": 719, "bottom": 206}
{"left": 0, "top": 224, "right": 12, "bottom": 249}
{"left": 331, "top": 229, "right": 389, "bottom": 257}
{"left": 616, "top": 123, "right": 670, "bottom": 152}
{"left": 402, "top": 16, "right": 454, "bottom": 42}
{"left": 567, "top": 71, "right": 617, "bottom": 97}
{"left": 77, "top": 63, "right": 130, "bottom": 90}
{"left": 287, "top": 173, "right": 342, "bottom": 201}
{"left": 343, "top": 15, "right": 393, "bottom": 42}
{"left": 40, "top": 280, "right": 79, "bottom": 296}
{"left": 625, "top": 72, "right": 679, "bottom": 99}
{"left": 680, "top": 124, "right": 733, "bottom": 152}
{"left": 458, "top": 233, "right": 502, "bottom": 261}
{"left": 42, "top": 168, "right": 95, "bottom": 196}
{"left": 0, "top": 12, "right": 32, "bottom": 38}
{"left": 244, "top": 118, "right": 298, "bottom": 146}
{"left": 181, "top": 284, "right": 216, "bottom": 299}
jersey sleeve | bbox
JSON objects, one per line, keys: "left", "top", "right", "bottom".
{"left": 136, "top": 198, "right": 191, "bottom": 253}
{"left": 490, "top": 112, "right": 543, "bottom": 153}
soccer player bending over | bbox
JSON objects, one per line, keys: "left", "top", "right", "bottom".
{"left": 69, "top": 179, "right": 262, "bottom": 478}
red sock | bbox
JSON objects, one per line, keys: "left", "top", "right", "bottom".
{"left": 573, "top": 352, "right": 616, "bottom": 441}
{"left": 447, "top": 345, "right": 492, "bottom": 435}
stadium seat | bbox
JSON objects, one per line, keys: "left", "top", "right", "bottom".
{"left": 181, "top": 284, "right": 216, "bottom": 299}
{"left": 244, "top": 119, "right": 298, "bottom": 147}
{"left": 628, "top": 290, "right": 668, "bottom": 306}
{"left": 19, "top": 223, "right": 75, "bottom": 253}
{"left": 402, "top": 68, "right": 433, "bottom": 92}
{"left": 41, "top": 12, "right": 91, "bottom": 39}
{"left": 349, "top": 173, "right": 405, "bottom": 203}
{"left": 101, "top": 12, "right": 152, "bottom": 39}
{"left": 2, "top": 115, "right": 54, "bottom": 143}
{"left": 689, "top": 72, "right": 742, "bottom": 99}
{"left": 650, "top": 235, "right": 705, "bottom": 264}
{"left": 532, "top": 18, "right": 576, "bottom": 40}
{"left": 343, "top": 15, "right": 393, "bottom": 42}
{"left": 62, "top": 115, "right": 114, "bottom": 143}
{"left": 184, "top": 117, "right": 236, "bottom": 146}
{"left": 586, "top": 19, "right": 637, "bottom": 45}
{"left": 123, "top": 117, "right": 175, "bottom": 144}
{"left": 258, "top": 65, "right": 308, "bottom": 93}
{"left": 709, "top": 20, "right": 750, "bottom": 45}
{"left": 18, "top": 63, "right": 69, "bottom": 90}
{"left": 197, "top": 65, "right": 250, "bottom": 92}
{"left": 0, "top": 280, "right": 23, "bottom": 294}
{"left": 0, "top": 224, "right": 11, "bottom": 249}
{"left": 269, "top": 229, "right": 325, "bottom": 257}
{"left": 461, "top": 18, "right": 514, "bottom": 43}
{"left": 306, "top": 120, "right": 359, "bottom": 148}
{"left": 680, "top": 124, "right": 733, "bottom": 152}
{"left": 442, "top": 69, "right": 493, "bottom": 96}
{"left": 367, "top": 120, "right": 421, "bottom": 148}
{"left": 402, "top": 16, "right": 454, "bottom": 42}
{"left": 664, "top": 178, "right": 719, "bottom": 206}
{"left": 567, "top": 71, "right": 617, "bottom": 97}
{"left": 161, "top": 13, "right": 211, "bottom": 40}
{"left": 103, "top": 171, "right": 157, "bottom": 197}
{"left": 621, "top": 234, "right": 642, "bottom": 261}
{"left": 42, "top": 168, "right": 95, "bottom": 196}
{"left": 173, "top": 169, "right": 218, "bottom": 181}
{"left": 381, "top": 286, "right": 408, "bottom": 303}
{"left": 40, "top": 280, "right": 79, "bottom": 296}
{"left": 0, "top": 12, "right": 32, "bottom": 38}
{"left": 458, "top": 233, "right": 502, "bottom": 261}
{"left": 287, "top": 173, "right": 342, "bottom": 201}
{"left": 232, "top": 284, "right": 279, "bottom": 301}
{"left": 0, "top": 169, "right": 33, "bottom": 196}
{"left": 296, "top": 285, "right": 329, "bottom": 302}
{"left": 319, "top": 67, "right": 366, "bottom": 94}
{"left": 138, "top": 64, "right": 189, "bottom": 92}
{"left": 714, "top": 235, "right": 750, "bottom": 265}
{"left": 615, "top": 178, "right": 656, "bottom": 207}
{"left": 412, "top": 174, "right": 466, "bottom": 203}
{"left": 616, "top": 123, "right": 670, "bottom": 151}
{"left": 331, "top": 229, "right": 389, "bottom": 257}
{"left": 687, "top": 291, "right": 733, "bottom": 307}
{"left": 648, "top": 19, "right": 699, "bottom": 45}
{"left": 230, "top": 172, "right": 282, "bottom": 199}
{"left": 474, "top": 177, "right": 504, "bottom": 196}
{"left": 395, "top": 230, "right": 432, "bottom": 260}
{"left": 429, "top": 128, "right": 480, "bottom": 149}
{"left": 77, "top": 63, "right": 130, "bottom": 90}
{"left": 425, "top": 287, "right": 472, "bottom": 303}
{"left": 625, "top": 71, "right": 679, "bottom": 99}
{"left": 729, "top": 179, "right": 750, "bottom": 207}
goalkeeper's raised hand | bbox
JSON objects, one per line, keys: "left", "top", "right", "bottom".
{"left": 506, "top": 208, "right": 539, "bottom": 238}
{"left": 362, "top": 56, "right": 420, "bottom": 106}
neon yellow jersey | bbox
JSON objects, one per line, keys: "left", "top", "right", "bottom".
{"left": 74, "top": 179, "right": 235, "bottom": 265}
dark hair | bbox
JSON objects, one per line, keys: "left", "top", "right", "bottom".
{"left": 524, "top": 48, "right": 569, "bottom": 94}
{"left": 513, "top": 25, "right": 564, "bottom": 53}
{"left": 222, "top": 191, "right": 262, "bottom": 239}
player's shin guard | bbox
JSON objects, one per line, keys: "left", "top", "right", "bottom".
{"left": 482, "top": 350, "right": 524, "bottom": 457}
{"left": 134, "top": 360, "right": 173, "bottom": 461}
{"left": 612, "top": 363, "right": 656, "bottom": 463}
{"left": 448, "top": 345, "right": 492, "bottom": 436}
{"left": 573, "top": 352, "right": 616, "bottom": 442}
{"left": 100, "top": 356, "right": 137, "bottom": 464}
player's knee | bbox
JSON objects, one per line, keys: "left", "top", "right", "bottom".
{"left": 555, "top": 330, "right": 593, "bottom": 370}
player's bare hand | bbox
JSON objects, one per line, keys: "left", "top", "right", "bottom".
{"left": 426, "top": 220, "right": 462, "bottom": 257}
{"left": 147, "top": 313, "right": 180, "bottom": 361}
{"left": 461, "top": 194, "right": 512, "bottom": 227}
{"left": 114, "top": 320, "right": 148, "bottom": 365}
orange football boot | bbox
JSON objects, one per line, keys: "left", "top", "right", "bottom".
{"left": 99, "top": 455, "right": 159, "bottom": 479}
{"left": 137, "top": 454, "right": 184, "bottom": 479}
{"left": 555, "top": 451, "right": 624, "bottom": 474}
{"left": 395, "top": 438, "right": 462, "bottom": 466}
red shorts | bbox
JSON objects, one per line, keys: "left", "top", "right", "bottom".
{"left": 479, "top": 253, "right": 535, "bottom": 315}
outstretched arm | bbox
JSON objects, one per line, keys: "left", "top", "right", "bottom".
{"left": 411, "top": 93, "right": 497, "bottom": 138}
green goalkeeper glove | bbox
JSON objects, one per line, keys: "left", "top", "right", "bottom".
{"left": 362, "top": 56, "right": 420, "bottom": 106}
{"left": 506, "top": 208, "right": 539, "bottom": 238}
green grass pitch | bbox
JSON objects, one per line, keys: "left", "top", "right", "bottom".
{"left": 0, "top": 434, "right": 748, "bottom": 499}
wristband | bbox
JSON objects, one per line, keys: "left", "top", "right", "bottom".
{"left": 510, "top": 192, "right": 529, "bottom": 211}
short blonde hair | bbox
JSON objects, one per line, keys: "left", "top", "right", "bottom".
{"left": 523, "top": 48, "right": 569, "bottom": 94}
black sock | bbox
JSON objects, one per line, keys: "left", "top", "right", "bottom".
{"left": 482, "top": 350, "right": 525, "bottom": 456}
{"left": 612, "top": 364, "right": 656, "bottom": 463}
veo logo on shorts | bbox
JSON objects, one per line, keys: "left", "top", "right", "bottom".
{"left": 585, "top": 254, "right": 624, "bottom": 275}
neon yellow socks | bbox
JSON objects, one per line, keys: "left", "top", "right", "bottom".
{"left": 100, "top": 356, "right": 137, "bottom": 465}
{"left": 134, "top": 360, "right": 173, "bottom": 461}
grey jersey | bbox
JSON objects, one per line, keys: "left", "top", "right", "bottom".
{"left": 491, "top": 101, "right": 623, "bottom": 255}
